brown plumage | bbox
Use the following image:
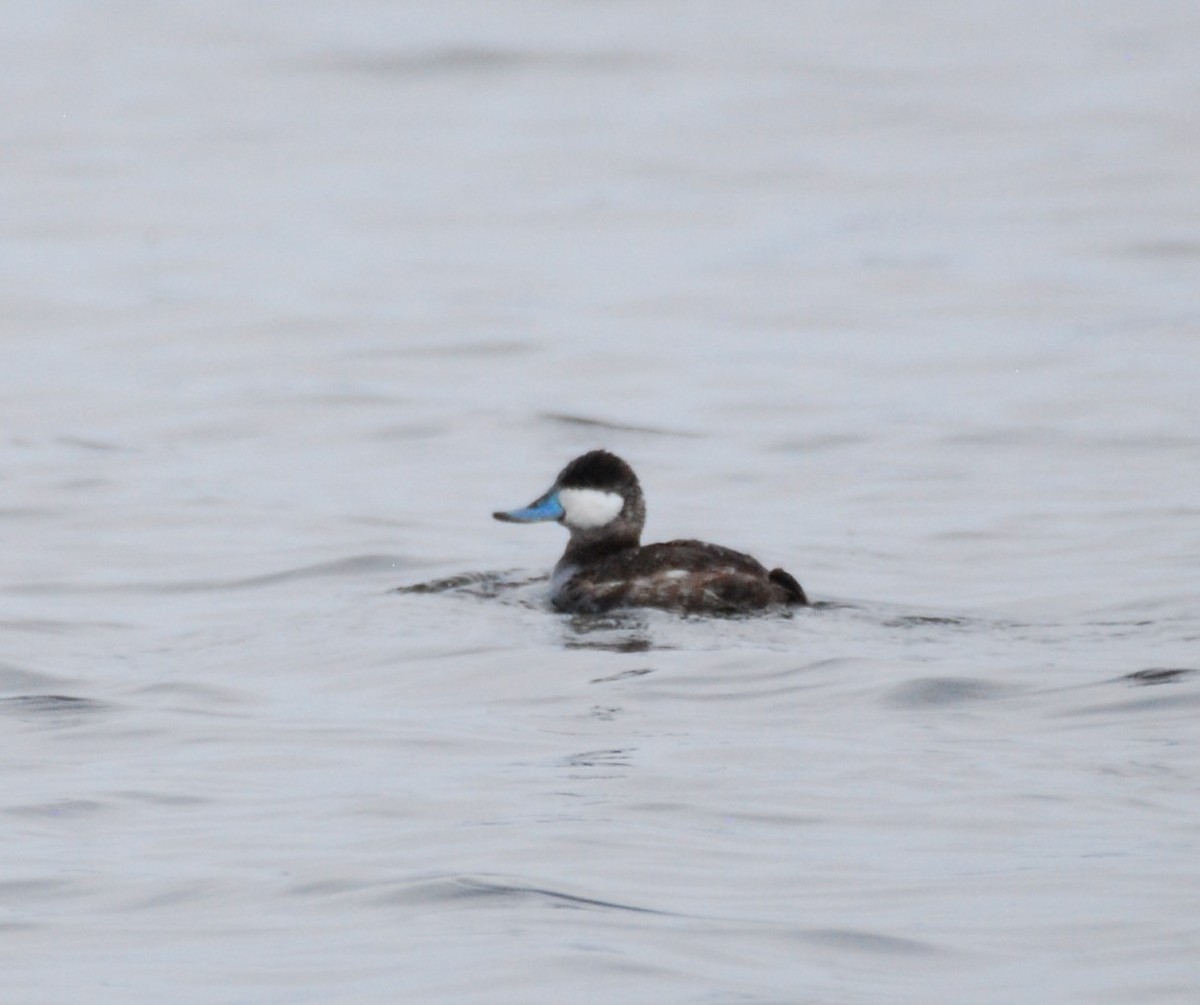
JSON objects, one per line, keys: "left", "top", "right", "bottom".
{"left": 495, "top": 450, "right": 809, "bottom": 615}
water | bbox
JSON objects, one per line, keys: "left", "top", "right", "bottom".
{"left": 3, "top": 2, "right": 1199, "bottom": 1002}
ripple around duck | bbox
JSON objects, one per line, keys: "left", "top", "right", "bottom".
{"left": 394, "top": 569, "right": 546, "bottom": 600}
{"left": 568, "top": 633, "right": 656, "bottom": 654}
{"left": 883, "top": 614, "right": 975, "bottom": 629}
{"left": 394, "top": 583, "right": 806, "bottom": 658}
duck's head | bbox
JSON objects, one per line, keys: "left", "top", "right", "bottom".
{"left": 493, "top": 449, "right": 645, "bottom": 548}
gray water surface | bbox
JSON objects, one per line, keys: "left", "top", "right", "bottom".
{"left": 3, "top": 3, "right": 1199, "bottom": 1003}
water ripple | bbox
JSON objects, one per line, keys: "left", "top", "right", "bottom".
{"left": 378, "top": 875, "right": 672, "bottom": 916}
{"left": 1122, "top": 667, "right": 1198, "bottom": 687}
{"left": 541, "top": 412, "right": 701, "bottom": 438}
{"left": 5, "top": 799, "right": 109, "bottom": 818}
{"left": 395, "top": 569, "right": 545, "bottom": 599}
{"left": 5, "top": 555, "right": 407, "bottom": 595}
{"left": 0, "top": 694, "right": 109, "bottom": 720}
{"left": 887, "top": 677, "right": 1024, "bottom": 707}
{"left": 802, "top": 928, "right": 939, "bottom": 956}
{"left": 0, "top": 662, "right": 71, "bottom": 692}
{"left": 314, "top": 47, "right": 656, "bottom": 78}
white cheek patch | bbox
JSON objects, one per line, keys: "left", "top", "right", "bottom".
{"left": 557, "top": 488, "right": 624, "bottom": 530}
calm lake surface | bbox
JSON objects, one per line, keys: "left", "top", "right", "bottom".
{"left": 3, "top": 3, "right": 1198, "bottom": 1002}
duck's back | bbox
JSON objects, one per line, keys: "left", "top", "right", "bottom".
{"left": 553, "top": 539, "right": 807, "bottom": 614}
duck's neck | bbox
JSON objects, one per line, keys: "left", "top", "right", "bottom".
{"left": 560, "top": 527, "right": 640, "bottom": 567}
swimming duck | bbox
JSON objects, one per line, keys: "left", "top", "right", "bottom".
{"left": 494, "top": 450, "right": 808, "bottom": 614}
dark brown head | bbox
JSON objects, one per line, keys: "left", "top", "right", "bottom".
{"left": 493, "top": 450, "right": 646, "bottom": 550}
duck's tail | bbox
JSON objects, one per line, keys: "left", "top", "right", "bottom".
{"left": 769, "top": 568, "right": 809, "bottom": 606}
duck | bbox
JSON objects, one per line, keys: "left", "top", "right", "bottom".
{"left": 493, "top": 450, "right": 808, "bottom": 614}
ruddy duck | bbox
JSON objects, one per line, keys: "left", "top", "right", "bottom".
{"left": 493, "top": 450, "right": 808, "bottom": 614}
